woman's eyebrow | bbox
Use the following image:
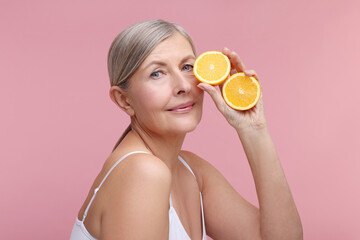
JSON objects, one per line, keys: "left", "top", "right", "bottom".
{"left": 143, "top": 55, "right": 195, "bottom": 70}
{"left": 143, "top": 60, "right": 167, "bottom": 70}
{"left": 181, "top": 55, "right": 196, "bottom": 62}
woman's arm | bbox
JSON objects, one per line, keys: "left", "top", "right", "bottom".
{"left": 197, "top": 48, "right": 303, "bottom": 240}
{"left": 237, "top": 126, "right": 303, "bottom": 240}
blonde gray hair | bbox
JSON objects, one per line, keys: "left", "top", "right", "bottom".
{"left": 108, "top": 19, "right": 196, "bottom": 151}
{"left": 108, "top": 19, "right": 196, "bottom": 88}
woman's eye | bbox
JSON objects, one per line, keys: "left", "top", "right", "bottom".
{"left": 150, "top": 71, "right": 163, "bottom": 78}
{"left": 182, "top": 64, "right": 193, "bottom": 71}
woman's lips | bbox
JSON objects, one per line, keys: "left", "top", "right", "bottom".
{"left": 168, "top": 102, "right": 195, "bottom": 113}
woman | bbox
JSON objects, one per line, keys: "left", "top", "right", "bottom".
{"left": 70, "top": 19, "right": 303, "bottom": 240}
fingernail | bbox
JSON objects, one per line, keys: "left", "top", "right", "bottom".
{"left": 245, "top": 70, "right": 253, "bottom": 76}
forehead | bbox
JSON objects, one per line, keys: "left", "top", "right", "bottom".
{"left": 143, "top": 32, "right": 195, "bottom": 63}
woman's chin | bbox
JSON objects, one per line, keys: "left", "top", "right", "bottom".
{"left": 171, "top": 120, "right": 200, "bottom": 135}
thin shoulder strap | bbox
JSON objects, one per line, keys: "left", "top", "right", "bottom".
{"left": 82, "top": 151, "right": 150, "bottom": 222}
{"left": 173, "top": 155, "right": 207, "bottom": 237}
{"left": 169, "top": 194, "right": 174, "bottom": 207}
{"left": 169, "top": 156, "right": 196, "bottom": 207}
{"left": 200, "top": 192, "right": 207, "bottom": 238}
{"left": 178, "top": 155, "right": 196, "bottom": 179}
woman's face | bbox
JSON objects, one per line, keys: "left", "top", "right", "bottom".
{"left": 126, "top": 32, "right": 204, "bottom": 136}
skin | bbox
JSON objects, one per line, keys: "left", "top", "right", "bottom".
{"left": 76, "top": 32, "right": 303, "bottom": 240}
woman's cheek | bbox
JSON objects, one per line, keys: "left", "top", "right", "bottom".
{"left": 140, "top": 87, "right": 170, "bottom": 110}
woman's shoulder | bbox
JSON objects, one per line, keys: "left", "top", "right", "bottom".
{"left": 179, "top": 150, "right": 215, "bottom": 170}
{"left": 98, "top": 151, "right": 172, "bottom": 208}
{"left": 94, "top": 151, "right": 171, "bottom": 238}
{"left": 104, "top": 151, "right": 171, "bottom": 186}
{"left": 179, "top": 150, "right": 218, "bottom": 192}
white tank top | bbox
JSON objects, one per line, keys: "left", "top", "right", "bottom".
{"left": 70, "top": 151, "right": 207, "bottom": 240}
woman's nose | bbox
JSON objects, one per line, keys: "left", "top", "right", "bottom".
{"left": 173, "top": 72, "right": 192, "bottom": 96}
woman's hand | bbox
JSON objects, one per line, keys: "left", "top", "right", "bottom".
{"left": 197, "top": 48, "right": 268, "bottom": 134}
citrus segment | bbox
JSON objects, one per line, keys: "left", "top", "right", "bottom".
{"left": 193, "top": 51, "right": 231, "bottom": 85}
{"left": 222, "top": 72, "right": 261, "bottom": 110}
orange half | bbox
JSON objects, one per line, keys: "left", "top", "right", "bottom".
{"left": 193, "top": 51, "right": 231, "bottom": 85}
{"left": 222, "top": 72, "right": 261, "bottom": 110}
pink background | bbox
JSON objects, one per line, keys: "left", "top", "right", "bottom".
{"left": 1, "top": 0, "right": 359, "bottom": 239}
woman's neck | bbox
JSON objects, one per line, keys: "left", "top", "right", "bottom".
{"left": 129, "top": 125, "right": 186, "bottom": 172}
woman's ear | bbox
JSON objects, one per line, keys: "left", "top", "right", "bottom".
{"left": 109, "top": 86, "right": 135, "bottom": 116}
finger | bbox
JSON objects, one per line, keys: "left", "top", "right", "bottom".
{"left": 222, "top": 48, "right": 239, "bottom": 73}
{"left": 222, "top": 47, "right": 231, "bottom": 57}
{"left": 223, "top": 48, "right": 246, "bottom": 73}
{"left": 230, "top": 69, "right": 237, "bottom": 75}
{"left": 244, "top": 69, "right": 259, "bottom": 82}
{"left": 197, "top": 83, "right": 226, "bottom": 112}
{"left": 219, "top": 81, "right": 225, "bottom": 95}
{"left": 229, "top": 51, "right": 246, "bottom": 73}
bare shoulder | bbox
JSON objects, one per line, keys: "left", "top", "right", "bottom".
{"left": 118, "top": 153, "right": 171, "bottom": 180}
{"left": 102, "top": 152, "right": 172, "bottom": 193}
{"left": 98, "top": 152, "right": 172, "bottom": 239}
{"left": 180, "top": 150, "right": 220, "bottom": 192}
{"left": 180, "top": 150, "right": 211, "bottom": 169}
